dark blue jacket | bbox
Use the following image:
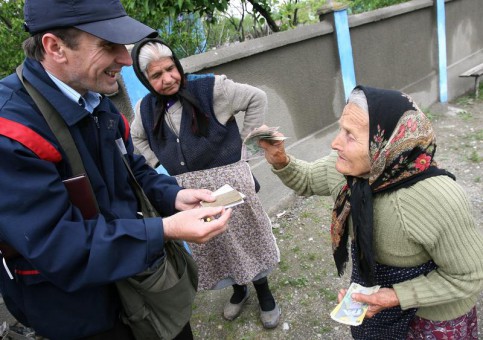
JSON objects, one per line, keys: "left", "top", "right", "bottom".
{"left": 0, "top": 58, "right": 182, "bottom": 339}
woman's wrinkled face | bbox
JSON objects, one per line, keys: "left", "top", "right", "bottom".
{"left": 331, "top": 103, "right": 371, "bottom": 177}
{"left": 146, "top": 57, "right": 181, "bottom": 96}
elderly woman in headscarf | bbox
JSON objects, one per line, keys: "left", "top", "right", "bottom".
{"left": 129, "top": 38, "right": 281, "bottom": 329}
{"left": 259, "top": 85, "right": 483, "bottom": 339}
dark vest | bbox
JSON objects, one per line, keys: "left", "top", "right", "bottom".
{"left": 140, "top": 75, "right": 242, "bottom": 175}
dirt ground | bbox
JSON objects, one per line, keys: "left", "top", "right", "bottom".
{"left": 190, "top": 93, "right": 483, "bottom": 339}
{"left": 0, "top": 93, "right": 480, "bottom": 340}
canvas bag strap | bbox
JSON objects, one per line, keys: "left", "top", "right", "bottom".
{"left": 16, "top": 63, "right": 157, "bottom": 218}
{"left": 16, "top": 64, "right": 87, "bottom": 177}
{"left": 117, "top": 150, "right": 159, "bottom": 218}
{"left": 16, "top": 63, "right": 100, "bottom": 213}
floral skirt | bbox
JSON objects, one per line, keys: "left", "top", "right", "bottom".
{"left": 175, "top": 161, "right": 280, "bottom": 290}
{"left": 406, "top": 306, "right": 478, "bottom": 339}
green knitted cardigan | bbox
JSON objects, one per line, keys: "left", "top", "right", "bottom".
{"left": 272, "top": 151, "right": 483, "bottom": 321}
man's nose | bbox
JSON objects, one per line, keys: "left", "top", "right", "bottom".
{"left": 116, "top": 45, "right": 133, "bottom": 67}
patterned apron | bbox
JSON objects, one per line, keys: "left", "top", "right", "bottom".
{"left": 175, "top": 160, "right": 280, "bottom": 290}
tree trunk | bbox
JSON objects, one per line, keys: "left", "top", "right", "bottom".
{"left": 246, "top": 0, "right": 280, "bottom": 32}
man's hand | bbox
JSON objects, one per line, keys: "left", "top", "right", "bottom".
{"left": 257, "top": 125, "right": 290, "bottom": 169}
{"left": 338, "top": 287, "right": 400, "bottom": 318}
{"left": 163, "top": 207, "right": 232, "bottom": 244}
{"left": 175, "top": 188, "right": 215, "bottom": 211}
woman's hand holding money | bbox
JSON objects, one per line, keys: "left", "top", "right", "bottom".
{"left": 257, "top": 125, "right": 290, "bottom": 170}
{"left": 338, "top": 287, "right": 400, "bottom": 319}
{"left": 349, "top": 288, "right": 400, "bottom": 318}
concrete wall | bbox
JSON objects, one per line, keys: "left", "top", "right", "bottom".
{"left": 112, "top": 0, "right": 483, "bottom": 215}
{"left": 445, "top": 0, "right": 483, "bottom": 99}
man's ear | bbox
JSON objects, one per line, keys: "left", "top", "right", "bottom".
{"left": 42, "top": 33, "right": 67, "bottom": 63}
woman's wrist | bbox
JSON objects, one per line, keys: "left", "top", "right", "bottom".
{"left": 272, "top": 155, "right": 290, "bottom": 170}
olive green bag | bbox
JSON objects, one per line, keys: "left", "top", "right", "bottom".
{"left": 17, "top": 64, "right": 198, "bottom": 340}
{"left": 116, "top": 153, "right": 198, "bottom": 340}
{"left": 116, "top": 239, "right": 198, "bottom": 340}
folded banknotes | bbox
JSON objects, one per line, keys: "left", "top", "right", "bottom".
{"left": 200, "top": 184, "right": 245, "bottom": 209}
{"left": 330, "top": 282, "right": 380, "bottom": 326}
{"left": 243, "top": 126, "right": 288, "bottom": 160}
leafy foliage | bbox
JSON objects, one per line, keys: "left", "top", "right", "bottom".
{"left": 349, "top": 0, "right": 409, "bottom": 14}
{"left": 0, "top": 0, "right": 28, "bottom": 78}
{"left": 122, "top": 0, "right": 230, "bottom": 26}
{"left": 0, "top": 0, "right": 411, "bottom": 78}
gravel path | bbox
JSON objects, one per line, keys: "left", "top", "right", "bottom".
{"left": 0, "top": 95, "right": 481, "bottom": 340}
{"left": 190, "top": 95, "right": 483, "bottom": 339}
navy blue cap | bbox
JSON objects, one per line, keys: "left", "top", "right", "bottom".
{"left": 23, "top": 0, "right": 158, "bottom": 44}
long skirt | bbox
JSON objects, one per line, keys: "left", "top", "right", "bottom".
{"left": 407, "top": 306, "right": 478, "bottom": 339}
{"left": 175, "top": 160, "right": 280, "bottom": 290}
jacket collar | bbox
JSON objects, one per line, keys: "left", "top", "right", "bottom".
{"left": 22, "top": 58, "right": 94, "bottom": 127}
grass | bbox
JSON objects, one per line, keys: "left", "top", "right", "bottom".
{"left": 423, "top": 108, "right": 435, "bottom": 121}
{"left": 456, "top": 96, "right": 476, "bottom": 107}
{"left": 319, "top": 287, "right": 338, "bottom": 301}
{"left": 457, "top": 83, "right": 483, "bottom": 106}
{"left": 466, "top": 129, "right": 483, "bottom": 141}
{"left": 468, "top": 150, "right": 482, "bottom": 163}
{"left": 457, "top": 110, "right": 473, "bottom": 121}
{"left": 284, "top": 277, "right": 309, "bottom": 288}
{"left": 188, "top": 91, "right": 481, "bottom": 340}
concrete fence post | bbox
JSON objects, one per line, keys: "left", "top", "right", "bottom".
{"left": 436, "top": 0, "right": 448, "bottom": 103}
{"left": 318, "top": 2, "right": 356, "bottom": 101}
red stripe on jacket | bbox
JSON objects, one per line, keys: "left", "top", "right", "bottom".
{"left": 15, "top": 269, "right": 40, "bottom": 276}
{"left": 0, "top": 117, "right": 62, "bottom": 162}
{"left": 120, "top": 113, "right": 130, "bottom": 142}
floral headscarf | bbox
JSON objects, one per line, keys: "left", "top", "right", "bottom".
{"left": 331, "top": 85, "right": 455, "bottom": 285}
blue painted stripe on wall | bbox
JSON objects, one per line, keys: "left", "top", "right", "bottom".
{"left": 437, "top": 0, "right": 448, "bottom": 103}
{"left": 334, "top": 9, "right": 356, "bottom": 101}
{"left": 121, "top": 66, "right": 149, "bottom": 110}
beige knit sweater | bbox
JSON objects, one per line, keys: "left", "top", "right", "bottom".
{"left": 273, "top": 151, "right": 483, "bottom": 321}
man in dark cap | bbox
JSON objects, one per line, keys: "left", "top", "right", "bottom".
{"left": 0, "top": 1, "right": 231, "bottom": 339}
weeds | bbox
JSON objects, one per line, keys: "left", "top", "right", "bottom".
{"left": 456, "top": 96, "right": 475, "bottom": 107}
{"left": 285, "top": 277, "right": 309, "bottom": 287}
{"left": 423, "top": 108, "right": 435, "bottom": 121}
{"left": 457, "top": 110, "right": 473, "bottom": 121}
{"left": 468, "top": 150, "right": 482, "bottom": 163}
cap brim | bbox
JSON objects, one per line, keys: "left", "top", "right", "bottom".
{"left": 75, "top": 16, "right": 157, "bottom": 44}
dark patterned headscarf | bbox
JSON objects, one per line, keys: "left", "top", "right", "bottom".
{"left": 131, "top": 38, "right": 209, "bottom": 138}
{"left": 330, "top": 85, "right": 455, "bottom": 285}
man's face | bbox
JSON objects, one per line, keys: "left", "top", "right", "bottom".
{"left": 61, "top": 31, "right": 132, "bottom": 95}
{"left": 146, "top": 57, "right": 181, "bottom": 96}
{"left": 331, "top": 103, "right": 371, "bottom": 177}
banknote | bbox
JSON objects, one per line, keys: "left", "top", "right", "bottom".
{"left": 200, "top": 184, "right": 245, "bottom": 209}
{"left": 242, "top": 126, "right": 288, "bottom": 160}
{"left": 330, "top": 282, "right": 380, "bottom": 326}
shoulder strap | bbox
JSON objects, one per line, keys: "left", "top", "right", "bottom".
{"left": 16, "top": 63, "right": 100, "bottom": 216}
{"left": 16, "top": 64, "right": 86, "bottom": 177}
{"left": 16, "top": 63, "right": 158, "bottom": 219}
{"left": 118, "top": 151, "right": 159, "bottom": 218}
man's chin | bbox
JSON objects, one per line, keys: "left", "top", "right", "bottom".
{"left": 102, "top": 84, "right": 120, "bottom": 96}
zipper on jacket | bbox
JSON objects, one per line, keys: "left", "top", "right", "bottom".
{"left": 91, "top": 114, "right": 100, "bottom": 129}
{"left": 89, "top": 113, "right": 102, "bottom": 172}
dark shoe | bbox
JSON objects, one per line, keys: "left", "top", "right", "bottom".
{"left": 260, "top": 303, "right": 281, "bottom": 329}
{"left": 223, "top": 287, "right": 249, "bottom": 320}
